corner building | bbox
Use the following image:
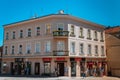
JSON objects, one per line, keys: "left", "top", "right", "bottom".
{"left": 2, "top": 12, "right": 106, "bottom": 77}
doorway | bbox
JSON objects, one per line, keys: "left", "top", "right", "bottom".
{"left": 57, "top": 63, "right": 64, "bottom": 76}
{"left": 35, "top": 63, "right": 40, "bottom": 75}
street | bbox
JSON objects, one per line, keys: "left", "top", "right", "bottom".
{"left": 0, "top": 76, "right": 120, "bottom": 80}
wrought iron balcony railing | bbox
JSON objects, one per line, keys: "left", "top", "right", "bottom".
{"left": 53, "top": 31, "right": 69, "bottom": 36}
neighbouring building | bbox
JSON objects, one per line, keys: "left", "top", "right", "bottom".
{"left": 2, "top": 11, "right": 106, "bottom": 77}
{"left": 105, "top": 26, "right": 120, "bottom": 77}
{"left": 0, "top": 46, "right": 3, "bottom": 74}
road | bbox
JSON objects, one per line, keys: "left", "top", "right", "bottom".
{"left": 0, "top": 76, "right": 120, "bottom": 80}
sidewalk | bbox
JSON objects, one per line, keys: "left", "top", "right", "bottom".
{"left": 0, "top": 76, "right": 120, "bottom": 80}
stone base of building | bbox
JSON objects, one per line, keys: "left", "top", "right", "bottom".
{"left": 1, "top": 57, "right": 107, "bottom": 77}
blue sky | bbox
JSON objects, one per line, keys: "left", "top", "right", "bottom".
{"left": 0, "top": 0, "right": 120, "bottom": 46}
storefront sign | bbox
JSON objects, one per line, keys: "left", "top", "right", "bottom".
{"left": 56, "top": 58, "right": 65, "bottom": 61}
{"left": 42, "top": 58, "right": 52, "bottom": 61}
{"left": 75, "top": 58, "right": 81, "bottom": 61}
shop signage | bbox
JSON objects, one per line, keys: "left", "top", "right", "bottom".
{"left": 75, "top": 58, "right": 81, "bottom": 61}
{"left": 42, "top": 58, "right": 52, "bottom": 61}
{"left": 56, "top": 57, "right": 65, "bottom": 61}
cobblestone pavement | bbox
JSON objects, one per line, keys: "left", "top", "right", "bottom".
{"left": 0, "top": 76, "right": 120, "bottom": 80}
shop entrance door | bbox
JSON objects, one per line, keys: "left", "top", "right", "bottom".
{"left": 35, "top": 63, "right": 40, "bottom": 75}
{"left": 57, "top": 63, "right": 64, "bottom": 76}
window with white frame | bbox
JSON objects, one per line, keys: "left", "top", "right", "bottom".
{"left": 11, "top": 45, "right": 14, "bottom": 54}
{"left": 46, "top": 24, "right": 51, "bottom": 34}
{"left": 80, "top": 27, "right": 83, "bottom": 37}
{"left": 101, "top": 46, "right": 104, "bottom": 55}
{"left": 88, "top": 44, "right": 91, "bottom": 54}
{"left": 26, "top": 44, "right": 31, "bottom": 54}
{"left": 5, "top": 46, "right": 8, "bottom": 55}
{"left": 94, "top": 31, "right": 98, "bottom": 40}
{"left": 28, "top": 28, "right": 31, "bottom": 37}
{"left": 19, "top": 45, "right": 22, "bottom": 54}
{"left": 45, "top": 41, "right": 51, "bottom": 52}
{"left": 12, "top": 31, "right": 15, "bottom": 39}
{"left": 70, "top": 42, "right": 75, "bottom": 54}
{"left": 57, "top": 41, "right": 65, "bottom": 51}
{"left": 36, "top": 27, "right": 40, "bottom": 36}
{"left": 35, "top": 43, "right": 41, "bottom": 53}
{"left": 101, "top": 32, "right": 104, "bottom": 41}
{"left": 6, "top": 32, "right": 9, "bottom": 40}
{"left": 20, "top": 30, "right": 23, "bottom": 38}
{"left": 79, "top": 43, "right": 84, "bottom": 54}
{"left": 70, "top": 25, "right": 75, "bottom": 35}
{"left": 95, "top": 45, "right": 98, "bottom": 54}
{"left": 87, "top": 29, "right": 91, "bottom": 39}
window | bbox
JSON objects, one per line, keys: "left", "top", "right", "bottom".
{"left": 101, "top": 46, "right": 104, "bottom": 55}
{"left": 95, "top": 45, "right": 98, "bottom": 54}
{"left": 57, "top": 41, "right": 65, "bottom": 55}
{"left": 6, "top": 32, "right": 9, "bottom": 40}
{"left": 46, "top": 24, "right": 51, "bottom": 34}
{"left": 36, "top": 27, "right": 40, "bottom": 36}
{"left": 80, "top": 43, "right": 84, "bottom": 54}
{"left": 94, "top": 31, "right": 98, "bottom": 40}
{"left": 35, "top": 43, "right": 41, "bottom": 53}
{"left": 87, "top": 29, "right": 91, "bottom": 39}
{"left": 45, "top": 41, "right": 51, "bottom": 52}
{"left": 44, "top": 62, "right": 51, "bottom": 74}
{"left": 5, "top": 46, "right": 7, "bottom": 55}
{"left": 57, "top": 41, "right": 64, "bottom": 51}
{"left": 28, "top": 28, "right": 31, "bottom": 37}
{"left": 19, "top": 45, "right": 22, "bottom": 54}
{"left": 20, "top": 30, "right": 23, "bottom": 38}
{"left": 101, "top": 32, "right": 104, "bottom": 41}
{"left": 26, "top": 44, "right": 31, "bottom": 54}
{"left": 70, "top": 25, "right": 75, "bottom": 35}
{"left": 79, "top": 27, "right": 83, "bottom": 37}
{"left": 12, "top": 31, "right": 15, "bottom": 39}
{"left": 88, "top": 44, "right": 91, "bottom": 55}
{"left": 11, "top": 45, "right": 14, "bottom": 54}
{"left": 70, "top": 42, "right": 75, "bottom": 54}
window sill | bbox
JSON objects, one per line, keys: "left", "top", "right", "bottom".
{"left": 70, "top": 34, "right": 76, "bottom": 37}
{"left": 94, "top": 39, "right": 98, "bottom": 41}
{"left": 100, "top": 40, "right": 104, "bottom": 42}
{"left": 79, "top": 36, "right": 84, "bottom": 38}
{"left": 87, "top": 37, "right": 92, "bottom": 40}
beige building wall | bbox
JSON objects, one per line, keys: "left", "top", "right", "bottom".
{"left": 106, "top": 34, "right": 120, "bottom": 77}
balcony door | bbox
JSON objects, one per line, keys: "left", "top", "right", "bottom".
{"left": 57, "top": 24, "right": 64, "bottom": 35}
{"left": 57, "top": 41, "right": 65, "bottom": 55}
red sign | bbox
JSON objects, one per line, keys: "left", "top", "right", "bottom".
{"left": 56, "top": 58, "right": 65, "bottom": 61}
{"left": 42, "top": 58, "right": 52, "bottom": 61}
{"left": 75, "top": 58, "right": 81, "bottom": 61}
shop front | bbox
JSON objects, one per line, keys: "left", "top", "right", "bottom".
{"left": 86, "top": 58, "right": 107, "bottom": 77}
{"left": 10, "top": 58, "right": 31, "bottom": 75}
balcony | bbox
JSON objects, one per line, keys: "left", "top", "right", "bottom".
{"left": 53, "top": 50, "right": 69, "bottom": 56}
{"left": 53, "top": 31, "right": 69, "bottom": 38}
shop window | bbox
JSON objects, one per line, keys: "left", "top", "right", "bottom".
{"left": 44, "top": 62, "right": 51, "bottom": 74}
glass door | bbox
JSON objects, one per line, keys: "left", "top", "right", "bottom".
{"left": 71, "top": 62, "right": 76, "bottom": 76}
